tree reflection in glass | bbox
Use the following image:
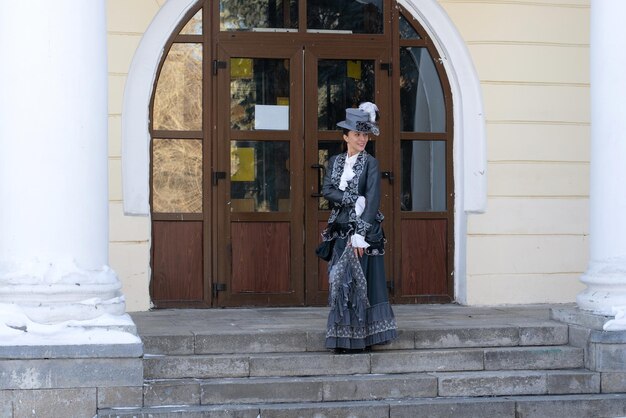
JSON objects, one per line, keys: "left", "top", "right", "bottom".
{"left": 317, "top": 59, "right": 375, "bottom": 131}
{"left": 399, "top": 47, "right": 445, "bottom": 133}
{"left": 230, "top": 141, "right": 291, "bottom": 212}
{"left": 220, "top": 0, "right": 298, "bottom": 31}
{"left": 307, "top": 0, "right": 383, "bottom": 34}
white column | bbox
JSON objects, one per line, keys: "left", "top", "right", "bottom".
{"left": 0, "top": 1, "right": 127, "bottom": 325}
{"left": 577, "top": 0, "right": 626, "bottom": 316}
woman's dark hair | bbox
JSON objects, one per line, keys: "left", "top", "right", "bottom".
{"left": 340, "top": 128, "right": 349, "bottom": 152}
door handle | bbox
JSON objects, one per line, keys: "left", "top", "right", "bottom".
{"left": 381, "top": 171, "right": 394, "bottom": 184}
{"left": 212, "top": 171, "right": 226, "bottom": 186}
{"left": 311, "top": 164, "right": 325, "bottom": 197}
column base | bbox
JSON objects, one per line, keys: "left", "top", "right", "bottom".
{"left": 577, "top": 258, "right": 626, "bottom": 317}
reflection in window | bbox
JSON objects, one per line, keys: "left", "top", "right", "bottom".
{"left": 400, "top": 47, "right": 445, "bottom": 133}
{"left": 399, "top": 14, "right": 420, "bottom": 39}
{"left": 153, "top": 43, "right": 202, "bottom": 131}
{"left": 318, "top": 59, "right": 375, "bottom": 131}
{"left": 401, "top": 141, "right": 446, "bottom": 212}
{"left": 308, "top": 0, "right": 383, "bottom": 34}
{"left": 317, "top": 141, "right": 375, "bottom": 210}
{"left": 220, "top": 0, "right": 298, "bottom": 31}
{"left": 230, "top": 141, "right": 290, "bottom": 212}
{"left": 152, "top": 139, "right": 203, "bottom": 213}
{"left": 231, "top": 58, "right": 290, "bottom": 130}
{"left": 180, "top": 9, "right": 202, "bottom": 34}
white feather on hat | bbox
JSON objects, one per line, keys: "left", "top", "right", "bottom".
{"left": 358, "top": 102, "right": 379, "bottom": 123}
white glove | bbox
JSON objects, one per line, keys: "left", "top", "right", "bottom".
{"left": 351, "top": 233, "right": 370, "bottom": 248}
{"left": 355, "top": 196, "right": 366, "bottom": 217}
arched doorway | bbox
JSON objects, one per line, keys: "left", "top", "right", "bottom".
{"left": 148, "top": 0, "right": 454, "bottom": 307}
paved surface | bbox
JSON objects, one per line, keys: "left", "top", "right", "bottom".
{"left": 130, "top": 304, "right": 571, "bottom": 336}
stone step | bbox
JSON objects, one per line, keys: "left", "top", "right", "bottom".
{"left": 139, "top": 322, "right": 569, "bottom": 355}
{"left": 435, "top": 369, "right": 599, "bottom": 397}
{"left": 483, "top": 345, "right": 584, "bottom": 370}
{"left": 98, "top": 394, "right": 626, "bottom": 418}
{"left": 143, "top": 373, "right": 438, "bottom": 406}
{"left": 144, "top": 345, "right": 583, "bottom": 379}
{"left": 142, "top": 369, "right": 598, "bottom": 406}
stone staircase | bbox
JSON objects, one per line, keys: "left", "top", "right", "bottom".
{"left": 97, "top": 311, "right": 626, "bottom": 418}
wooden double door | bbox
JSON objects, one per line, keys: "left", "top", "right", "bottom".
{"left": 150, "top": 8, "right": 455, "bottom": 308}
{"left": 211, "top": 41, "right": 393, "bottom": 306}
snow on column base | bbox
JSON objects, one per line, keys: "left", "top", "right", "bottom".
{"left": 603, "top": 306, "right": 626, "bottom": 331}
{"left": 0, "top": 304, "right": 141, "bottom": 346}
{"left": 0, "top": 296, "right": 127, "bottom": 325}
{"left": 578, "top": 257, "right": 626, "bottom": 318}
{"left": 0, "top": 259, "right": 128, "bottom": 324}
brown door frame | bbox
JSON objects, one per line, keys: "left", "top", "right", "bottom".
{"left": 148, "top": 0, "right": 456, "bottom": 308}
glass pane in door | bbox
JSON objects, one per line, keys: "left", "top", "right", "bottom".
{"left": 400, "top": 140, "right": 446, "bottom": 212}
{"left": 400, "top": 47, "right": 446, "bottom": 133}
{"left": 153, "top": 43, "right": 203, "bottom": 131}
{"left": 152, "top": 139, "right": 203, "bottom": 213}
{"left": 180, "top": 9, "right": 202, "bottom": 34}
{"left": 307, "top": 0, "right": 383, "bottom": 34}
{"left": 317, "top": 59, "right": 375, "bottom": 131}
{"left": 399, "top": 14, "right": 420, "bottom": 39}
{"left": 230, "top": 58, "right": 290, "bottom": 130}
{"left": 230, "top": 141, "right": 291, "bottom": 212}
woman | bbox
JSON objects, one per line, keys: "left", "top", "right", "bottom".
{"left": 321, "top": 102, "right": 398, "bottom": 352}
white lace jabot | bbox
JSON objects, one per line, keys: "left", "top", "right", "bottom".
{"left": 338, "top": 153, "right": 358, "bottom": 191}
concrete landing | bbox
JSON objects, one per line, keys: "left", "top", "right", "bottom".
{"left": 130, "top": 303, "right": 560, "bottom": 336}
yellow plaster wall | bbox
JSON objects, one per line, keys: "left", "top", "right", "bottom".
{"left": 106, "top": 0, "right": 591, "bottom": 310}
{"left": 107, "top": 0, "right": 163, "bottom": 311}
{"left": 439, "top": 0, "right": 590, "bottom": 304}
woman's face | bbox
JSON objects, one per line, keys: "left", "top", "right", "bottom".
{"left": 343, "top": 130, "right": 369, "bottom": 156}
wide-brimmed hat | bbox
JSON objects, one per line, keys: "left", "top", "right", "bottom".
{"left": 336, "top": 104, "right": 380, "bottom": 136}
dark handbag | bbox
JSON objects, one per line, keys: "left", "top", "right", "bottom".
{"left": 315, "top": 239, "right": 334, "bottom": 261}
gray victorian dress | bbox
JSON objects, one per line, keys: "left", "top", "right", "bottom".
{"left": 321, "top": 150, "right": 398, "bottom": 350}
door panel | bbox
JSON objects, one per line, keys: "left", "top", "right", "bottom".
{"left": 214, "top": 43, "right": 304, "bottom": 306}
{"left": 304, "top": 46, "right": 392, "bottom": 305}
{"left": 231, "top": 222, "right": 291, "bottom": 293}
{"left": 393, "top": 15, "right": 455, "bottom": 303}
{"left": 400, "top": 219, "right": 449, "bottom": 301}
{"left": 152, "top": 221, "right": 204, "bottom": 305}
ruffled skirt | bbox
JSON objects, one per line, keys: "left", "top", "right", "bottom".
{"left": 325, "top": 234, "right": 397, "bottom": 350}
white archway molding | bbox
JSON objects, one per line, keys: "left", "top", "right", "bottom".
{"left": 122, "top": 0, "right": 198, "bottom": 215}
{"left": 121, "top": 0, "right": 487, "bottom": 303}
{"left": 398, "top": 0, "right": 486, "bottom": 304}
